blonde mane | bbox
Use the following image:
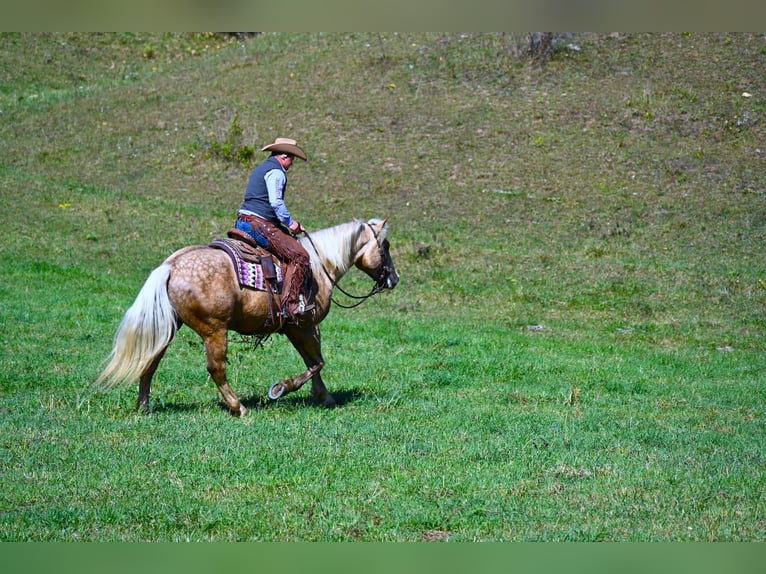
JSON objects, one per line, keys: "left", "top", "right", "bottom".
{"left": 300, "top": 220, "right": 362, "bottom": 276}
{"left": 300, "top": 218, "right": 387, "bottom": 278}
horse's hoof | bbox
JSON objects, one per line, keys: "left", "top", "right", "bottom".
{"left": 322, "top": 395, "right": 337, "bottom": 409}
{"left": 230, "top": 404, "right": 248, "bottom": 417}
{"left": 268, "top": 381, "right": 286, "bottom": 400}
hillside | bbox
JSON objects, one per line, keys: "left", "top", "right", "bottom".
{"left": 2, "top": 33, "right": 764, "bottom": 340}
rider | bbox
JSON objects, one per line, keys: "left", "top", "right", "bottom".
{"left": 235, "top": 137, "right": 314, "bottom": 322}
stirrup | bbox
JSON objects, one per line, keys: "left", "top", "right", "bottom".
{"left": 298, "top": 294, "right": 315, "bottom": 313}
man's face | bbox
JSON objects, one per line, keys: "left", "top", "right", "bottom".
{"left": 279, "top": 154, "right": 294, "bottom": 170}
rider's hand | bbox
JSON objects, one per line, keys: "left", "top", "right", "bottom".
{"left": 290, "top": 221, "right": 305, "bottom": 235}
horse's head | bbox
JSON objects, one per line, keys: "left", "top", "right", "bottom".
{"left": 355, "top": 219, "right": 399, "bottom": 291}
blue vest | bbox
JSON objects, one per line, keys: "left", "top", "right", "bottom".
{"left": 240, "top": 156, "right": 285, "bottom": 224}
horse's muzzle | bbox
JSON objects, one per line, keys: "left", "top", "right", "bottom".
{"left": 380, "top": 266, "right": 400, "bottom": 290}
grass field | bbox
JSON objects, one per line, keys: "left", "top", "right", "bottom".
{"left": 1, "top": 32, "right": 764, "bottom": 541}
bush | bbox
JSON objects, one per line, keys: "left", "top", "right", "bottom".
{"left": 202, "top": 112, "right": 254, "bottom": 165}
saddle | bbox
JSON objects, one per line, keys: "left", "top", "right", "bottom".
{"left": 209, "top": 229, "right": 284, "bottom": 292}
{"left": 210, "top": 229, "right": 319, "bottom": 332}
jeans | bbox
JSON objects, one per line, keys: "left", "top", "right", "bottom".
{"left": 235, "top": 218, "right": 269, "bottom": 249}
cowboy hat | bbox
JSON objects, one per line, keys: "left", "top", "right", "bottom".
{"left": 261, "top": 137, "right": 307, "bottom": 161}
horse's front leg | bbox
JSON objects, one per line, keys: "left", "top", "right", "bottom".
{"left": 281, "top": 326, "right": 336, "bottom": 408}
{"left": 268, "top": 362, "right": 323, "bottom": 400}
{"left": 309, "top": 364, "right": 335, "bottom": 408}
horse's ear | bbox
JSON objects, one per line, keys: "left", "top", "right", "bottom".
{"left": 377, "top": 219, "right": 389, "bottom": 239}
{"left": 366, "top": 218, "right": 388, "bottom": 238}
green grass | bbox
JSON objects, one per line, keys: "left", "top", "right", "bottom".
{"left": 1, "top": 32, "right": 765, "bottom": 541}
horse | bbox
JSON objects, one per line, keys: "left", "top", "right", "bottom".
{"left": 96, "top": 218, "right": 399, "bottom": 416}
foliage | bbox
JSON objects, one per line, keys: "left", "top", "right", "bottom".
{"left": 198, "top": 112, "right": 256, "bottom": 165}
{"left": 0, "top": 32, "right": 764, "bottom": 541}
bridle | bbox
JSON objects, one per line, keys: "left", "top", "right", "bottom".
{"left": 304, "top": 222, "right": 395, "bottom": 309}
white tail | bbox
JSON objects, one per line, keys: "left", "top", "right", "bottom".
{"left": 96, "top": 264, "right": 178, "bottom": 388}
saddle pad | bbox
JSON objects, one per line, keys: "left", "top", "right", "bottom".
{"left": 209, "top": 239, "right": 283, "bottom": 291}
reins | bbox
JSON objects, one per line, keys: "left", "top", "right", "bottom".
{"left": 303, "top": 223, "right": 387, "bottom": 309}
{"left": 328, "top": 282, "right": 385, "bottom": 309}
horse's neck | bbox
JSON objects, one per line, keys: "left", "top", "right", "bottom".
{"left": 303, "top": 222, "right": 359, "bottom": 284}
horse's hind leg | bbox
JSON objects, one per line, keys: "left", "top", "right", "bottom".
{"left": 204, "top": 329, "right": 247, "bottom": 417}
{"left": 136, "top": 347, "right": 168, "bottom": 413}
{"left": 136, "top": 318, "right": 182, "bottom": 413}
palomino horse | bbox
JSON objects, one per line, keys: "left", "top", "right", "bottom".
{"left": 96, "top": 218, "right": 399, "bottom": 416}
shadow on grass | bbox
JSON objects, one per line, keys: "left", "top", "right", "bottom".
{"left": 143, "top": 388, "right": 367, "bottom": 415}
{"left": 241, "top": 388, "right": 366, "bottom": 411}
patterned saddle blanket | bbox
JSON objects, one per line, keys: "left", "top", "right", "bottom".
{"left": 209, "top": 230, "right": 283, "bottom": 291}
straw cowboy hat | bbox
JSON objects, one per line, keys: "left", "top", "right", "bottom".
{"left": 261, "top": 137, "right": 307, "bottom": 161}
